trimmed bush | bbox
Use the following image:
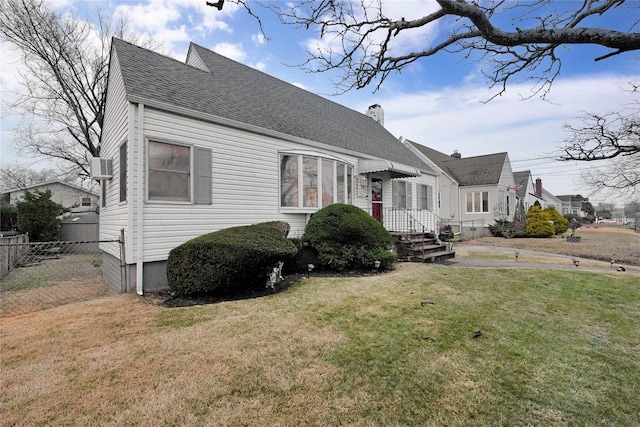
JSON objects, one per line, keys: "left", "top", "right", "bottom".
{"left": 167, "top": 221, "right": 297, "bottom": 296}
{"left": 526, "top": 205, "right": 554, "bottom": 238}
{"left": 544, "top": 206, "right": 569, "bottom": 235}
{"left": 303, "top": 204, "right": 395, "bottom": 271}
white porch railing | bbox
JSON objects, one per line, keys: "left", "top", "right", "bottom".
{"left": 363, "top": 208, "right": 440, "bottom": 235}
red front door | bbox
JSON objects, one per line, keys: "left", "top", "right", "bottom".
{"left": 371, "top": 178, "right": 383, "bottom": 222}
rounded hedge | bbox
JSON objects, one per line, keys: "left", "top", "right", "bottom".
{"left": 303, "top": 204, "right": 395, "bottom": 271}
{"left": 166, "top": 221, "right": 297, "bottom": 296}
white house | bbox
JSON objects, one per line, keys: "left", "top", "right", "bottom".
{"left": 97, "top": 39, "right": 439, "bottom": 293}
{"left": 404, "top": 142, "right": 517, "bottom": 238}
{"left": 0, "top": 180, "right": 99, "bottom": 212}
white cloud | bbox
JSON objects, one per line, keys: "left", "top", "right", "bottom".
{"left": 213, "top": 42, "right": 247, "bottom": 62}
{"left": 356, "top": 73, "right": 639, "bottom": 199}
{"left": 252, "top": 33, "right": 266, "bottom": 45}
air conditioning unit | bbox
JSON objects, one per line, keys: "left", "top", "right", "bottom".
{"left": 90, "top": 157, "right": 113, "bottom": 180}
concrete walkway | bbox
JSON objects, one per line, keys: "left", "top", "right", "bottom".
{"left": 438, "top": 244, "right": 640, "bottom": 275}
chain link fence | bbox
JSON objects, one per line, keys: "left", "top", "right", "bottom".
{"left": 0, "top": 238, "right": 123, "bottom": 318}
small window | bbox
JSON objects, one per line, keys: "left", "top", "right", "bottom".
{"left": 119, "top": 142, "right": 127, "bottom": 202}
{"left": 392, "top": 181, "right": 412, "bottom": 209}
{"left": 147, "top": 140, "right": 211, "bottom": 204}
{"left": 418, "top": 184, "right": 433, "bottom": 211}
{"left": 148, "top": 141, "right": 191, "bottom": 201}
{"left": 81, "top": 197, "right": 91, "bottom": 207}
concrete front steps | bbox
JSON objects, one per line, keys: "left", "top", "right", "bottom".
{"left": 391, "top": 232, "right": 456, "bottom": 263}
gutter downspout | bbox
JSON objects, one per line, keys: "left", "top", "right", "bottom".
{"left": 136, "top": 103, "right": 145, "bottom": 295}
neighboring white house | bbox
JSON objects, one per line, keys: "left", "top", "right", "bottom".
{"left": 512, "top": 171, "right": 545, "bottom": 211}
{"left": 0, "top": 180, "right": 99, "bottom": 212}
{"left": 97, "top": 39, "right": 439, "bottom": 293}
{"left": 403, "top": 142, "right": 516, "bottom": 238}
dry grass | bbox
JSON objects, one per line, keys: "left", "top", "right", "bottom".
{"left": 462, "top": 223, "right": 640, "bottom": 266}
{"left": 2, "top": 261, "right": 639, "bottom": 426}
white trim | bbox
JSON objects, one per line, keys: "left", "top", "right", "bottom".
{"left": 136, "top": 104, "right": 145, "bottom": 295}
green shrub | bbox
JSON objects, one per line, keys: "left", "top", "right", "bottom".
{"left": 544, "top": 206, "right": 568, "bottom": 235}
{"left": 1, "top": 206, "right": 18, "bottom": 231}
{"left": 16, "top": 190, "right": 65, "bottom": 241}
{"left": 489, "top": 219, "right": 512, "bottom": 237}
{"left": 303, "top": 204, "right": 395, "bottom": 271}
{"left": 166, "top": 221, "right": 297, "bottom": 296}
{"left": 526, "top": 205, "right": 554, "bottom": 238}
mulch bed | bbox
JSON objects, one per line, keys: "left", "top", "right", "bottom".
{"left": 145, "top": 269, "right": 380, "bottom": 309}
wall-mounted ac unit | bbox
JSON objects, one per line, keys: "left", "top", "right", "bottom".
{"left": 90, "top": 157, "right": 113, "bottom": 180}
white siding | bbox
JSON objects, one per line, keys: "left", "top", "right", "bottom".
{"left": 136, "top": 107, "right": 362, "bottom": 262}
{"left": 8, "top": 183, "right": 97, "bottom": 209}
{"left": 99, "top": 51, "right": 130, "bottom": 259}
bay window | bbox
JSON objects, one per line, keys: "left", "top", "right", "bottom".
{"left": 280, "top": 153, "right": 353, "bottom": 209}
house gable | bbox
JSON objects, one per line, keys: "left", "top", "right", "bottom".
{"left": 111, "top": 38, "right": 433, "bottom": 175}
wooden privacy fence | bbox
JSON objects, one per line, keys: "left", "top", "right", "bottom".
{"left": 0, "top": 234, "right": 29, "bottom": 278}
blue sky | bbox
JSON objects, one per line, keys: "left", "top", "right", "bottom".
{"left": 1, "top": 0, "right": 638, "bottom": 204}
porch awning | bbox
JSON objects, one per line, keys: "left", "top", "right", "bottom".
{"left": 358, "top": 159, "right": 421, "bottom": 178}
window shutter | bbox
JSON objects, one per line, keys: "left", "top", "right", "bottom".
{"left": 391, "top": 180, "right": 398, "bottom": 208}
{"left": 194, "top": 147, "right": 212, "bottom": 204}
{"left": 407, "top": 183, "right": 413, "bottom": 209}
{"left": 427, "top": 185, "right": 433, "bottom": 211}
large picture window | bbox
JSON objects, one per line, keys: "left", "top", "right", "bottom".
{"left": 148, "top": 140, "right": 212, "bottom": 204}
{"left": 466, "top": 191, "right": 489, "bottom": 213}
{"left": 280, "top": 153, "right": 353, "bottom": 209}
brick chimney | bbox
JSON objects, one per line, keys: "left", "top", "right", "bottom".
{"left": 366, "top": 104, "right": 384, "bottom": 126}
{"left": 535, "top": 178, "right": 542, "bottom": 197}
{"left": 451, "top": 150, "right": 461, "bottom": 159}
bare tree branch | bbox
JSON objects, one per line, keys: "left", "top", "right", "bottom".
{"left": 0, "top": 0, "right": 161, "bottom": 179}
{"left": 246, "top": 0, "right": 640, "bottom": 96}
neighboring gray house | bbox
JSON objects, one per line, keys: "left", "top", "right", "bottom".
{"left": 404, "top": 142, "right": 516, "bottom": 237}
{"left": 97, "top": 39, "right": 439, "bottom": 293}
{"left": 513, "top": 171, "right": 563, "bottom": 212}
{"left": 0, "top": 180, "right": 99, "bottom": 212}
{"left": 558, "top": 195, "right": 589, "bottom": 217}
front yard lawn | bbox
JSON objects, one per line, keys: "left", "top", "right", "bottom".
{"left": 1, "top": 263, "right": 638, "bottom": 426}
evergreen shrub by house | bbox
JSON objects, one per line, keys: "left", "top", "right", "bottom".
{"left": 488, "top": 219, "right": 512, "bottom": 237}
{"left": 16, "top": 190, "right": 65, "bottom": 241}
{"left": 544, "top": 206, "right": 569, "bottom": 235}
{"left": 303, "top": 204, "right": 395, "bottom": 271}
{"left": 166, "top": 221, "right": 297, "bottom": 296}
{"left": 526, "top": 205, "right": 555, "bottom": 238}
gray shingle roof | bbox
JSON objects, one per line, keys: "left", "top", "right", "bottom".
{"left": 408, "top": 142, "right": 507, "bottom": 185}
{"left": 111, "top": 38, "right": 433, "bottom": 174}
